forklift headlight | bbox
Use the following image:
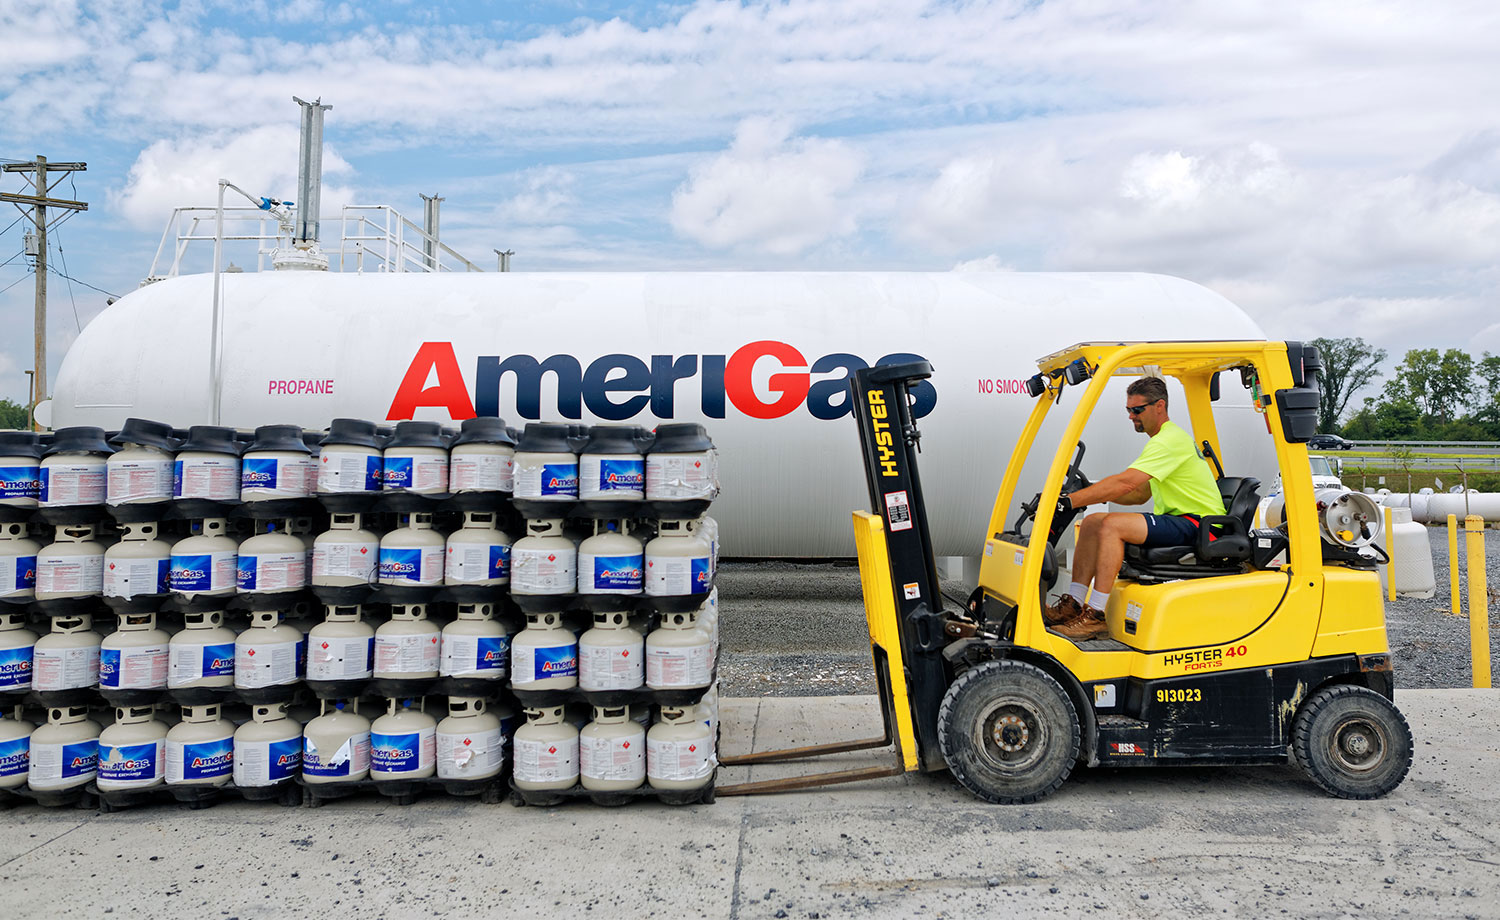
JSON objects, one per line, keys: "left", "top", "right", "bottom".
{"left": 1025, "top": 373, "right": 1046, "bottom": 398}
{"left": 1063, "top": 358, "right": 1094, "bottom": 386}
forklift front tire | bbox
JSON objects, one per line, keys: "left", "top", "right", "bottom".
{"left": 1291, "top": 685, "right": 1413, "bottom": 800}
{"left": 937, "top": 660, "right": 1080, "bottom": 804}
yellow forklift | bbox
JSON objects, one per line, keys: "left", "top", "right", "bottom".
{"left": 719, "top": 340, "right": 1412, "bottom": 802}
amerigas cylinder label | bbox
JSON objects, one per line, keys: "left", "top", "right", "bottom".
{"left": 437, "top": 726, "right": 503, "bottom": 778}
{"left": 580, "top": 729, "right": 645, "bottom": 783}
{"left": 514, "top": 734, "right": 578, "bottom": 784}
{"left": 39, "top": 462, "right": 106, "bottom": 506}
{"left": 167, "top": 736, "right": 233, "bottom": 783}
{"left": 308, "top": 634, "right": 373, "bottom": 680}
{"left": 107, "top": 459, "right": 173, "bottom": 503}
{"left": 371, "top": 727, "right": 436, "bottom": 774}
{"left": 378, "top": 546, "right": 444, "bottom": 586}
{"left": 169, "top": 552, "right": 236, "bottom": 593}
{"left": 173, "top": 457, "right": 240, "bottom": 501}
{"left": 648, "top": 735, "right": 716, "bottom": 782}
{"left": 303, "top": 732, "right": 370, "bottom": 778}
{"left": 317, "top": 451, "right": 382, "bottom": 493}
{"left": 241, "top": 457, "right": 315, "bottom": 497}
{"left": 440, "top": 633, "right": 508, "bottom": 678}
{"left": 511, "top": 641, "right": 577, "bottom": 685}
{"left": 0, "top": 464, "right": 42, "bottom": 502}
{"left": 104, "top": 556, "right": 168, "bottom": 598}
{"left": 234, "top": 736, "right": 301, "bottom": 786}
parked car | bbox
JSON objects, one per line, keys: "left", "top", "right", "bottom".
{"left": 1307, "top": 433, "right": 1353, "bottom": 450}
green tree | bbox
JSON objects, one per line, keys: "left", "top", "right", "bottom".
{"left": 1310, "top": 336, "right": 1386, "bottom": 433}
{"left": 1477, "top": 352, "right": 1500, "bottom": 408}
{"left": 0, "top": 399, "right": 30, "bottom": 430}
{"left": 1382, "top": 348, "right": 1474, "bottom": 422}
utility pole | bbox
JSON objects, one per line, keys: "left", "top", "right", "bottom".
{"left": 2, "top": 156, "right": 88, "bottom": 428}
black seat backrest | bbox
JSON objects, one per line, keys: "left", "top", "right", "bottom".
{"left": 1216, "top": 476, "right": 1261, "bottom": 528}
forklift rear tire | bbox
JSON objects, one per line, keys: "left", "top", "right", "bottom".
{"left": 1291, "top": 685, "right": 1413, "bottom": 800}
{"left": 937, "top": 660, "right": 1080, "bottom": 804}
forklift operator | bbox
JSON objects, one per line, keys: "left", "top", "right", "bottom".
{"left": 1043, "top": 376, "right": 1226, "bottom": 640}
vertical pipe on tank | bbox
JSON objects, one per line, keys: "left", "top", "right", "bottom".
{"left": 422, "top": 194, "right": 443, "bottom": 271}
{"left": 293, "top": 96, "right": 332, "bottom": 247}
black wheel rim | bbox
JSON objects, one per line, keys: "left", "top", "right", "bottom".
{"left": 973, "top": 696, "right": 1048, "bottom": 773}
{"left": 1327, "top": 715, "right": 1388, "bottom": 775}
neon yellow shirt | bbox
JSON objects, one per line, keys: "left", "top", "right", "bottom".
{"left": 1128, "top": 420, "right": 1226, "bottom": 517}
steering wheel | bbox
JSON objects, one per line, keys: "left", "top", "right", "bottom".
{"left": 1013, "top": 441, "right": 1092, "bottom": 547}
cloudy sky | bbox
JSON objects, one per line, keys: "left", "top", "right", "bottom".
{"left": 2, "top": 0, "right": 1498, "bottom": 408}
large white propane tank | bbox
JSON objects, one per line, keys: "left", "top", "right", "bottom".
{"left": 39, "top": 427, "right": 111, "bottom": 509}
{"left": 513, "top": 705, "right": 579, "bottom": 791}
{"left": 237, "top": 520, "right": 308, "bottom": 593}
{"left": 168, "top": 517, "right": 238, "bottom": 597}
{"left": 0, "top": 521, "right": 40, "bottom": 600}
{"left": 578, "top": 611, "right": 644, "bottom": 691}
{"left": 370, "top": 698, "right": 437, "bottom": 780}
{"left": 440, "top": 602, "right": 508, "bottom": 680}
{"left": 234, "top": 610, "right": 304, "bottom": 690}
{"left": 239, "top": 425, "right": 315, "bottom": 502}
{"left": 165, "top": 703, "right": 234, "bottom": 787}
{"left": 448, "top": 417, "right": 515, "bottom": 495}
{"left": 307, "top": 605, "right": 374, "bottom": 682}
{"left": 28, "top": 705, "right": 100, "bottom": 791}
{"left": 646, "top": 610, "right": 713, "bottom": 691}
{"left": 32, "top": 614, "right": 101, "bottom": 691}
{"left": 374, "top": 604, "right": 441, "bottom": 679}
{"left": 103, "top": 522, "right": 170, "bottom": 599}
{"left": 510, "top": 611, "right": 578, "bottom": 690}
{"left": 436, "top": 696, "right": 505, "bottom": 781}
{"left": 168, "top": 610, "right": 236, "bottom": 689}
{"left": 316, "top": 419, "right": 383, "bottom": 495}
{"left": 644, "top": 518, "right": 713, "bottom": 597}
{"left": 312, "top": 513, "right": 379, "bottom": 586}
{"left": 233, "top": 702, "right": 302, "bottom": 788}
{"left": 577, "top": 521, "right": 644, "bottom": 595}
{"left": 105, "top": 418, "right": 176, "bottom": 507}
{"left": 36, "top": 524, "right": 105, "bottom": 600}
{"left": 580, "top": 704, "right": 645, "bottom": 792}
{"left": 302, "top": 698, "right": 371, "bottom": 784}
{"left": 647, "top": 705, "right": 715, "bottom": 791}
{"left": 510, "top": 519, "right": 576, "bottom": 595}
{"left": 382, "top": 421, "right": 449, "bottom": 495}
{"left": 100, "top": 612, "right": 170, "bottom": 692}
{"left": 97, "top": 705, "right": 168, "bottom": 791}
{"left": 378, "top": 513, "right": 445, "bottom": 587}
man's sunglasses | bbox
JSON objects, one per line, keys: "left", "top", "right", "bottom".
{"left": 1126, "top": 400, "right": 1159, "bottom": 416}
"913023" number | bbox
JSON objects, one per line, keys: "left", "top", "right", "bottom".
{"left": 1156, "top": 688, "right": 1202, "bottom": 703}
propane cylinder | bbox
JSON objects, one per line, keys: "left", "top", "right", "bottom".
{"left": 645, "top": 423, "right": 718, "bottom": 502}
{"left": 105, "top": 419, "right": 177, "bottom": 506}
{"left": 172, "top": 426, "right": 242, "bottom": 503}
{"left": 316, "top": 419, "right": 384, "bottom": 495}
{"left": 97, "top": 705, "right": 168, "bottom": 791}
{"left": 513, "top": 423, "right": 579, "bottom": 502}
{"left": 510, "top": 611, "right": 578, "bottom": 690}
{"left": 579, "top": 425, "right": 648, "bottom": 502}
{"left": 307, "top": 605, "right": 375, "bottom": 682}
{"left": 382, "top": 421, "right": 450, "bottom": 495}
{"left": 32, "top": 614, "right": 101, "bottom": 691}
{"left": 233, "top": 702, "right": 302, "bottom": 787}
{"left": 697, "top": 682, "right": 720, "bottom": 737}
{"left": 0, "top": 522, "right": 39, "bottom": 600}
{"left": 240, "top": 425, "right": 315, "bottom": 501}
{"left": 436, "top": 696, "right": 505, "bottom": 781}
{"left": 302, "top": 698, "right": 372, "bottom": 783}
{"left": 444, "top": 511, "right": 511, "bottom": 586}
{"left": 36, "top": 524, "right": 105, "bottom": 600}
{"left": 39, "top": 427, "right": 112, "bottom": 508}
{"left": 440, "top": 602, "right": 509, "bottom": 680}
{"left": 378, "top": 512, "right": 445, "bottom": 587}
{"left": 370, "top": 698, "right": 437, "bottom": 780}
{"left": 513, "top": 705, "right": 579, "bottom": 791}
{"left": 700, "top": 515, "right": 720, "bottom": 576}
{"left": 0, "top": 705, "right": 33, "bottom": 789}
{"left": 103, "top": 521, "right": 171, "bottom": 599}
{"left": 647, "top": 705, "right": 716, "bottom": 790}
{"left": 100, "top": 612, "right": 170, "bottom": 692}
{"left": 0, "top": 430, "right": 43, "bottom": 510}
{"left": 234, "top": 609, "right": 304, "bottom": 690}
{"left": 168, "top": 610, "right": 236, "bottom": 689}
{"left": 510, "top": 518, "right": 576, "bottom": 595}
{"left": 646, "top": 610, "right": 713, "bottom": 690}
{"left": 0, "top": 611, "right": 36, "bottom": 692}
{"left": 701, "top": 590, "right": 720, "bottom": 663}
{"left": 237, "top": 520, "right": 308, "bottom": 593}
{"left": 169, "top": 517, "right": 238, "bottom": 597}
{"left": 165, "top": 703, "right": 234, "bottom": 786}
{"left": 374, "top": 604, "right": 441, "bottom": 679}
{"left": 580, "top": 704, "right": 645, "bottom": 791}
{"left": 312, "top": 513, "right": 380, "bottom": 586}
{"left": 578, "top": 521, "right": 643, "bottom": 596}
{"left": 28, "top": 705, "right": 100, "bottom": 790}
{"left": 644, "top": 518, "right": 713, "bottom": 597}
{"left": 578, "top": 611, "right": 644, "bottom": 691}
{"left": 449, "top": 416, "right": 515, "bottom": 494}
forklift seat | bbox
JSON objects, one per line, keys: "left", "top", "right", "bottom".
{"left": 1120, "top": 476, "right": 1260, "bottom": 581}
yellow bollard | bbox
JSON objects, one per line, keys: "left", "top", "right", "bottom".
{"left": 1465, "top": 515, "right": 1492, "bottom": 689}
{"left": 1449, "top": 514, "right": 1462, "bottom": 616}
{"left": 1383, "top": 506, "right": 1395, "bottom": 602}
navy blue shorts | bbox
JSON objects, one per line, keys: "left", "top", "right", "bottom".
{"left": 1141, "top": 513, "right": 1201, "bottom": 547}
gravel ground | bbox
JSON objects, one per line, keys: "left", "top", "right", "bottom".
{"left": 716, "top": 530, "right": 1500, "bottom": 695}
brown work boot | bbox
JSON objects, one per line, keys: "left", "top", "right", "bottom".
{"left": 1043, "top": 594, "right": 1084, "bottom": 626}
{"left": 1053, "top": 607, "right": 1109, "bottom": 641}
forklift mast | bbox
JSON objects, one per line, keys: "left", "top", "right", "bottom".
{"left": 849, "top": 362, "right": 951, "bottom": 772}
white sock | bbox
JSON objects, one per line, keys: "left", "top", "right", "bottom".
{"left": 1087, "top": 592, "right": 1108, "bottom": 614}
{"left": 1068, "top": 581, "right": 1089, "bottom": 604}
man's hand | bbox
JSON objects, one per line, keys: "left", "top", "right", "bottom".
{"left": 1057, "top": 494, "right": 1076, "bottom": 519}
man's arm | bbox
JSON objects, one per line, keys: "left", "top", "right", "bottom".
{"left": 1065, "top": 468, "right": 1152, "bottom": 508}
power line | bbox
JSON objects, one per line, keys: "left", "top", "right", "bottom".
{"left": 45, "top": 265, "right": 118, "bottom": 299}
{"left": 49, "top": 231, "right": 81, "bottom": 332}
{"left": 0, "top": 273, "right": 30, "bottom": 297}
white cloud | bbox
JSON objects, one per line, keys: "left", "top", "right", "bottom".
{"left": 951, "top": 255, "right": 1013, "bottom": 272}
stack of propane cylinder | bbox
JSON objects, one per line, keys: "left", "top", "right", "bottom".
{"left": 0, "top": 416, "right": 721, "bottom": 811}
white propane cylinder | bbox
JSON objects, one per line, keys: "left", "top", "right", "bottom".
{"left": 646, "top": 610, "right": 713, "bottom": 690}
{"left": 580, "top": 705, "right": 645, "bottom": 791}
{"left": 577, "top": 521, "right": 644, "bottom": 595}
{"left": 0, "top": 611, "right": 37, "bottom": 692}
{"left": 448, "top": 417, "right": 515, "bottom": 495}
{"left": 510, "top": 518, "right": 577, "bottom": 595}
{"left": 647, "top": 705, "right": 716, "bottom": 790}
{"left": 645, "top": 424, "right": 718, "bottom": 502}
{"left": 39, "top": 427, "right": 112, "bottom": 508}
{"left": 165, "top": 703, "right": 234, "bottom": 786}
{"left": 105, "top": 419, "right": 177, "bottom": 507}
{"left": 312, "top": 513, "right": 380, "bottom": 586}
{"left": 382, "top": 421, "right": 450, "bottom": 495}
{"left": 308, "top": 605, "right": 375, "bottom": 682}
{"left": 237, "top": 521, "right": 308, "bottom": 593}
{"left": 35, "top": 524, "right": 105, "bottom": 600}
{"left": 510, "top": 611, "right": 578, "bottom": 690}
{"left": 28, "top": 705, "right": 100, "bottom": 791}
{"left": 370, "top": 698, "right": 437, "bottom": 780}
{"left": 97, "top": 705, "right": 168, "bottom": 791}
{"left": 0, "top": 430, "right": 44, "bottom": 510}
{"left": 378, "top": 513, "right": 445, "bottom": 587}
{"left": 100, "top": 612, "right": 170, "bottom": 692}
{"left": 233, "top": 702, "right": 303, "bottom": 787}
{"left": 0, "top": 705, "right": 33, "bottom": 789}
{"left": 513, "top": 423, "right": 579, "bottom": 503}
{"left": 103, "top": 521, "right": 171, "bottom": 599}
{"left": 172, "top": 426, "right": 242, "bottom": 503}
{"left": 445, "top": 511, "right": 512, "bottom": 586}
{"left": 302, "top": 698, "right": 372, "bottom": 783}
{"left": 436, "top": 696, "right": 505, "bottom": 781}
{"left": 0, "top": 521, "right": 40, "bottom": 600}
{"left": 440, "top": 602, "right": 509, "bottom": 680}
{"left": 167, "top": 610, "right": 236, "bottom": 689}
{"left": 1380, "top": 506, "right": 1438, "bottom": 600}
{"left": 579, "top": 426, "right": 647, "bottom": 501}
{"left": 374, "top": 604, "right": 441, "bottom": 679}
{"left": 234, "top": 610, "right": 304, "bottom": 690}
{"left": 644, "top": 518, "right": 713, "bottom": 597}
{"left": 169, "top": 517, "right": 238, "bottom": 597}
{"left": 240, "top": 425, "right": 315, "bottom": 501}
{"left": 578, "top": 611, "right": 644, "bottom": 691}
{"left": 315, "top": 419, "right": 384, "bottom": 495}
{"left": 32, "top": 614, "right": 101, "bottom": 691}
{"left": 699, "top": 515, "right": 720, "bottom": 576}
{"left": 513, "top": 705, "right": 579, "bottom": 791}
